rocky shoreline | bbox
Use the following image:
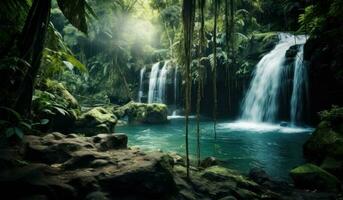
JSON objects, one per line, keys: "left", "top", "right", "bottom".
{"left": 0, "top": 131, "right": 341, "bottom": 200}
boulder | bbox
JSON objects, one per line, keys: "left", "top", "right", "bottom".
{"left": 98, "top": 156, "right": 177, "bottom": 199}
{"left": 0, "top": 164, "right": 77, "bottom": 199}
{"left": 285, "top": 45, "right": 300, "bottom": 58}
{"left": 23, "top": 133, "right": 127, "bottom": 165}
{"left": 126, "top": 102, "right": 169, "bottom": 124}
{"left": 75, "top": 107, "right": 117, "bottom": 135}
{"left": 248, "top": 168, "right": 271, "bottom": 185}
{"left": 303, "top": 106, "right": 343, "bottom": 179}
{"left": 91, "top": 133, "right": 128, "bottom": 151}
{"left": 290, "top": 163, "right": 341, "bottom": 192}
{"left": 43, "top": 79, "right": 79, "bottom": 109}
{"left": 32, "top": 90, "right": 79, "bottom": 133}
{"left": 200, "top": 156, "right": 219, "bottom": 168}
{"left": 24, "top": 134, "right": 87, "bottom": 164}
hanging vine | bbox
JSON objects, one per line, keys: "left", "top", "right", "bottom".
{"left": 196, "top": 0, "right": 206, "bottom": 167}
{"left": 182, "top": 0, "right": 195, "bottom": 178}
{"left": 213, "top": 0, "right": 219, "bottom": 139}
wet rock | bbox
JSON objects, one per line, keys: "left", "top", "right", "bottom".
{"left": 68, "top": 176, "right": 100, "bottom": 199}
{"left": 290, "top": 163, "right": 341, "bottom": 192}
{"left": 63, "top": 153, "right": 100, "bottom": 170}
{"left": 303, "top": 106, "right": 343, "bottom": 179}
{"left": 232, "top": 188, "right": 259, "bottom": 200}
{"left": 248, "top": 168, "right": 271, "bottom": 185}
{"left": 280, "top": 121, "right": 288, "bottom": 127}
{"left": 91, "top": 133, "right": 128, "bottom": 151}
{"left": 200, "top": 156, "right": 218, "bottom": 168}
{"left": 98, "top": 155, "right": 177, "bottom": 198}
{"left": 0, "top": 164, "right": 76, "bottom": 199}
{"left": 91, "top": 159, "right": 110, "bottom": 168}
{"left": 24, "top": 135, "right": 88, "bottom": 164}
{"left": 168, "top": 152, "right": 184, "bottom": 165}
{"left": 285, "top": 45, "right": 300, "bottom": 58}
{"left": 85, "top": 191, "right": 110, "bottom": 200}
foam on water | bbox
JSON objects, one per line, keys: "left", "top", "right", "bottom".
{"left": 218, "top": 121, "right": 314, "bottom": 134}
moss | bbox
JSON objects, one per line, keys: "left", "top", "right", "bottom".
{"left": 304, "top": 107, "right": 343, "bottom": 164}
{"left": 44, "top": 79, "right": 79, "bottom": 109}
{"left": 81, "top": 107, "right": 117, "bottom": 124}
{"left": 252, "top": 32, "right": 278, "bottom": 43}
{"left": 75, "top": 107, "right": 117, "bottom": 135}
{"left": 203, "top": 166, "right": 257, "bottom": 186}
{"left": 126, "top": 102, "right": 168, "bottom": 124}
{"left": 290, "top": 164, "right": 341, "bottom": 191}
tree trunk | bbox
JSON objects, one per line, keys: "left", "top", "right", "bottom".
{"left": 182, "top": 0, "right": 195, "bottom": 178}
{"left": 14, "top": 0, "right": 52, "bottom": 117}
{"left": 213, "top": 0, "right": 218, "bottom": 139}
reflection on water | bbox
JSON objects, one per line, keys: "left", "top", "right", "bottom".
{"left": 117, "top": 118, "right": 313, "bottom": 181}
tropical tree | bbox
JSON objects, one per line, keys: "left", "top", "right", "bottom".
{"left": 0, "top": 0, "right": 95, "bottom": 117}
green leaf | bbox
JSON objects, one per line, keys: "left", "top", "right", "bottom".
{"left": 54, "top": 107, "right": 68, "bottom": 116}
{"left": 14, "top": 127, "right": 24, "bottom": 139}
{"left": 5, "top": 127, "right": 23, "bottom": 139}
{"left": 5, "top": 128, "right": 15, "bottom": 138}
{"left": 19, "top": 121, "right": 32, "bottom": 130}
{"left": 0, "top": 106, "right": 22, "bottom": 121}
{"left": 40, "top": 119, "right": 50, "bottom": 125}
{"left": 62, "top": 53, "right": 87, "bottom": 73}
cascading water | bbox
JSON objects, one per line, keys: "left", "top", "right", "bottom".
{"left": 174, "top": 66, "right": 178, "bottom": 105}
{"left": 147, "top": 61, "right": 171, "bottom": 103}
{"left": 241, "top": 33, "right": 307, "bottom": 123}
{"left": 138, "top": 66, "right": 146, "bottom": 102}
{"left": 148, "top": 62, "right": 160, "bottom": 103}
{"left": 157, "top": 61, "right": 170, "bottom": 103}
{"left": 290, "top": 45, "right": 308, "bottom": 124}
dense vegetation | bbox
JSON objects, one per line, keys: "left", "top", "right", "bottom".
{"left": 0, "top": 0, "right": 343, "bottom": 199}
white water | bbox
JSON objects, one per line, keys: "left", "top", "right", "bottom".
{"left": 219, "top": 121, "right": 314, "bottom": 134}
{"left": 157, "top": 61, "right": 170, "bottom": 103}
{"left": 290, "top": 45, "right": 309, "bottom": 124}
{"left": 148, "top": 62, "right": 160, "bottom": 103}
{"left": 147, "top": 61, "right": 171, "bottom": 103}
{"left": 241, "top": 33, "right": 307, "bottom": 123}
{"left": 174, "top": 66, "right": 178, "bottom": 105}
{"left": 138, "top": 66, "right": 146, "bottom": 102}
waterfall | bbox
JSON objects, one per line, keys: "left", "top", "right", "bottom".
{"left": 148, "top": 62, "right": 160, "bottom": 103}
{"left": 241, "top": 33, "right": 307, "bottom": 123}
{"left": 147, "top": 61, "right": 170, "bottom": 103}
{"left": 138, "top": 66, "right": 146, "bottom": 102}
{"left": 157, "top": 61, "right": 170, "bottom": 103}
{"left": 174, "top": 66, "right": 178, "bottom": 105}
{"left": 290, "top": 45, "right": 308, "bottom": 124}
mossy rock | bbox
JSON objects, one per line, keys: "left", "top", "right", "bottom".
{"left": 32, "top": 88, "right": 79, "bottom": 133}
{"left": 75, "top": 107, "right": 117, "bottom": 135}
{"left": 202, "top": 166, "right": 258, "bottom": 187}
{"left": 126, "top": 102, "right": 168, "bottom": 124}
{"left": 44, "top": 79, "right": 79, "bottom": 109}
{"left": 290, "top": 163, "right": 341, "bottom": 192}
{"left": 303, "top": 106, "right": 343, "bottom": 179}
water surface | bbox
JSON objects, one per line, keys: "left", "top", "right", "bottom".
{"left": 117, "top": 117, "right": 313, "bottom": 181}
